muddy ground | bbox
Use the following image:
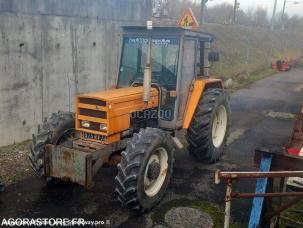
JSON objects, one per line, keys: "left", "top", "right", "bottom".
{"left": 0, "top": 69, "right": 303, "bottom": 227}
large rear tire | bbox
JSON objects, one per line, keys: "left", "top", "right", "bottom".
{"left": 115, "top": 128, "right": 175, "bottom": 212}
{"left": 186, "top": 88, "right": 230, "bottom": 163}
{"left": 29, "top": 111, "right": 75, "bottom": 178}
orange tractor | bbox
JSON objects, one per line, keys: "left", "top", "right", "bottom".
{"left": 29, "top": 23, "right": 230, "bottom": 212}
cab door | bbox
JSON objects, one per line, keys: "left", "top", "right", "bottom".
{"left": 158, "top": 37, "right": 197, "bottom": 129}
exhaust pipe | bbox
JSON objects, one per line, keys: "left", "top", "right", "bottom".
{"left": 144, "top": 20, "right": 153, "bottom": 103}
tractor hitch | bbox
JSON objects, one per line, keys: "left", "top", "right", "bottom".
{"left": 44, "top": 139, "right": 127, "bottom": 188}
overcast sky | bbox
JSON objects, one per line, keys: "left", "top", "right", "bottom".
{"left": 207, "top": 0, "right": 303, "bottom": 17}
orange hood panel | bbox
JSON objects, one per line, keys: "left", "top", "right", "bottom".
{"left": 78, "top": 86, "right": 158, "bottom": 103}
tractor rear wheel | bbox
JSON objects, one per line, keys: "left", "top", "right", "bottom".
{"left": 186, "top": 88, "right": 230, "bottom": 163}
{"left": 29, "top": 111, "right": 76, "bottom": 178}
{"left": 115, "top": 128, "right": 175, "bottom": 212}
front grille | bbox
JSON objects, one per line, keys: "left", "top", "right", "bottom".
{"left": 80, "top": 132, "right": 107, "bottom": 142}
{"left": 79, "top": 98, "right": 106, "bottom": 106}
{"left": 79, "top": 108, "right": 107, "bottom": 119}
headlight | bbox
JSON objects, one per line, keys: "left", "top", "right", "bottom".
{"left": 81, "top": 120, "right": 90, "bottom": 128}
{"left": 100, "top": 123, "right": 107, "bottom": 132}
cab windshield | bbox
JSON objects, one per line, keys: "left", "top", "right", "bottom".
{"left": 117, "top": 37, "right": 180, "bottom": 90}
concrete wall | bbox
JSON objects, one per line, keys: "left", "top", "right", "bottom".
{"left": 0, "top": 0, "right": 149, "bottom": 146}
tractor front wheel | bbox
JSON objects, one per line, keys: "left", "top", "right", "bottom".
{"left": 115, "top": 128, "right": 175, "bottom": 212}
{"left": 29, "top": 111, "right": 76, "bottom": 179}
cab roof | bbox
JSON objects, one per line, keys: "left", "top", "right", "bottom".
{"left": 122, "top": 26, "right": 215, "bottom": 42}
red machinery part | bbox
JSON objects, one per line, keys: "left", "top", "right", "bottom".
{"left": 286, "top": 107, "right": 303, "bottom": 156}
{"left": 287, "top": 147, "right": 300, "bottom": 156}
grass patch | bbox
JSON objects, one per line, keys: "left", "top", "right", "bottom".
{"left": 204, "top": 24, "right": 303, "bottom": 77}
{"left": 229, "top": 67, "right": 275, "bottom": 92}
{"left": 203, "top": 24, "right": 303, "bottom": 92}
{"left": 279, "top": 199, "right": 303, "bottom": 227}
{"left": 151, "top": 199, "right": 242, "bottom": 228}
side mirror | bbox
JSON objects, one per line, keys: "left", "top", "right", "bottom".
{"left": 208, "top": 51, "right": 220, "bottom": 62}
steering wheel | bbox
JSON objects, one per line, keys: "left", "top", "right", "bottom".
{"left": 159, "top": 69, "right": 176, "bottom": 86}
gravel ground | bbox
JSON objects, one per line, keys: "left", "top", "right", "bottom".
{"left": 0, "top": 140, "right": 33, "bottom": 185}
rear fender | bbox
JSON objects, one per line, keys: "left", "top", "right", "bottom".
{"left": 182, "top": 78, "right": 223, "bottom": 129}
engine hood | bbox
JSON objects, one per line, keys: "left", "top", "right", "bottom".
{"left": 77, "top": 86, "right": 158, "bottom": 103}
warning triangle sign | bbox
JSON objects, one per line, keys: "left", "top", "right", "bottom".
{"left": 178, "top": 8, "right": 199, "bottom": 29}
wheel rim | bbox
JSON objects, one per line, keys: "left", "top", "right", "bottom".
{"left": 212, "top": 105, "right": 228, "bottom": 148}
{"left": 144, "top": 147, "right": 168, "bottom": 197}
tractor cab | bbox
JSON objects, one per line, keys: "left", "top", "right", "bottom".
{"left": 117, "top": 26, "right": 217, "bottom": 128}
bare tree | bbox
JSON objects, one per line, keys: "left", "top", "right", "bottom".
{"left": 252, "top": 7, "right": 268, "bottom": 27}
{"left": 237, "top": 8, "right": 253, "bottom": 26}
{"left": 285, "top": 15, "right": 303, "bottom": 30}
{"left": 206, "top": 3, "right": 234, "bottom": 24}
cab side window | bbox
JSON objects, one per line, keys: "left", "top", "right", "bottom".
{"left": 196, "top": 41, "right": 205, "bottom": 77}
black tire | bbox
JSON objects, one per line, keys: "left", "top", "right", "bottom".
{"left": 29, "top": 111, "right": 75, "bottom": 177}
{"left": 115, "top": 128, "right": 175, "bottom": 212}
{"left": 0, "top": 181, "right": 4, "bottom": 192}
{"left": 186, "top": 88, "right": 230, "bottom": 163}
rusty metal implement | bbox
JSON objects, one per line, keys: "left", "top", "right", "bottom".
{"left": 215, "top": 149, "right": 303, "bottom": 228}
